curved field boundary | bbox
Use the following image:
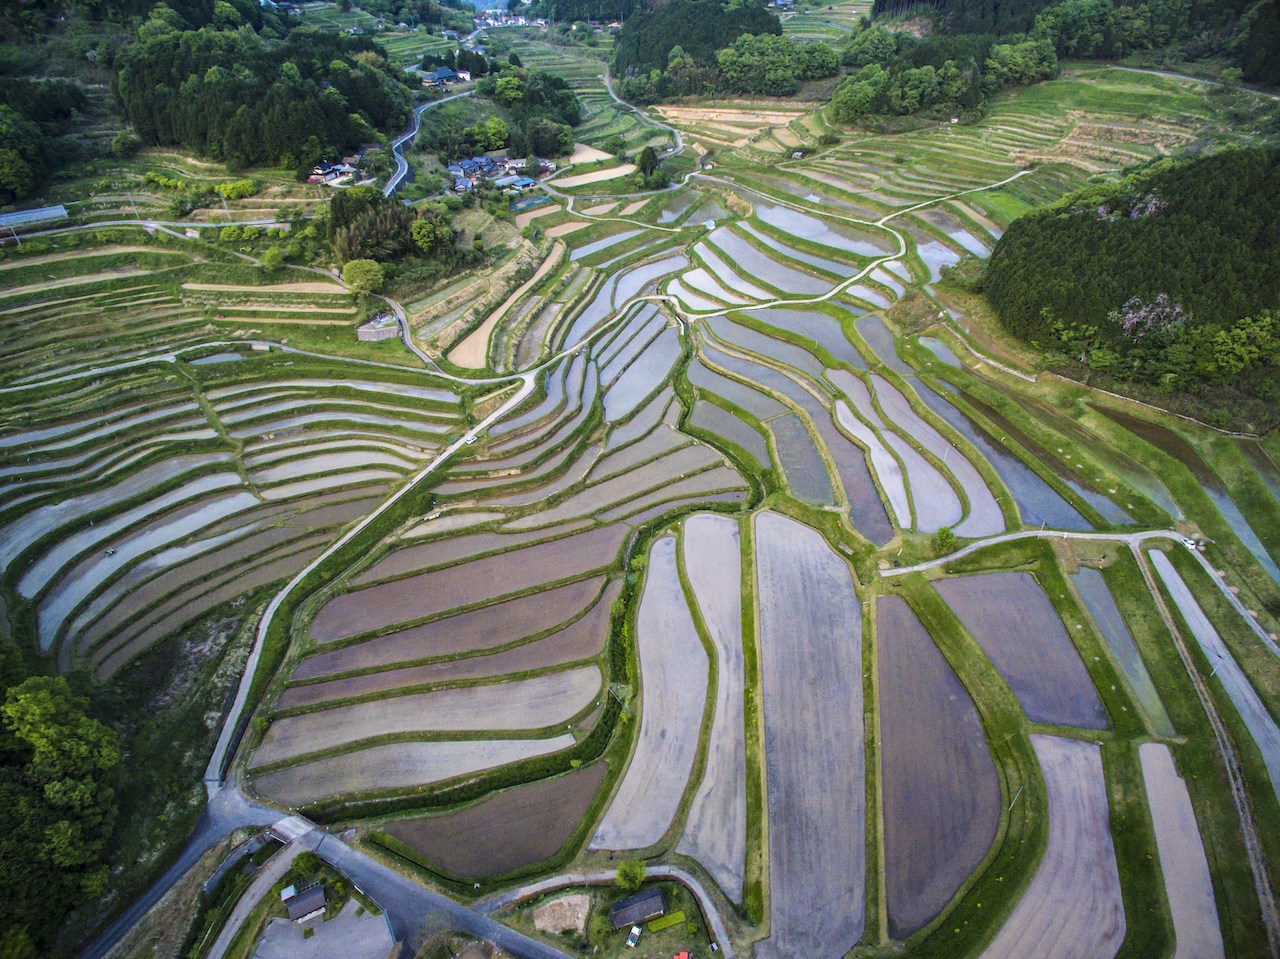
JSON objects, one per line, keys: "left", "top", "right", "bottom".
{"left": 676, "top": 513, "right": 748, "bottom": 903}
{"left": 449, "top": 241, "right": 567, "bottom": 370}
{"left": 1139, "top": 743, "right": 1225, "bottom": 959}
{"left": 877, "top": 594, "right": 1000, "bottom": 939}
{"left": 590, "top": 535, "right": 709, "bottom": 851}
{"left": 934, "top": 572, "right": 1108, "bottom": 730}
{"left": 752, "top": 510, "right": 865, "bottom": 959}
{"left": 977, "top": 735, "right": 1124, "bottom": 959}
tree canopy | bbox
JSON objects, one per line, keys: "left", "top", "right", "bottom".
{"left": 612, "top": 0, "right": 781, "bottom": 77}
{"left": 984, "top": 147, "right": 1280, "bottom": 419}
{"left": 115, "top": 27, "right": 413, "bottom": 170}
{"left": 0, "top": 671, "right": 122, "bottom": 953}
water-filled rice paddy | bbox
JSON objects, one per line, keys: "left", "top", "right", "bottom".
{"left": 1071, "top": 566, "right": 1173, "bottom": 735}
{"left": 591, "top": 536, "right": 708, "bottom": 850}
{"left": 308, "top": 524, "right": 628, "bottom": 642}
{"left": 935, "top": 572, "right": 1107, "bottom": 729}
{"left": 252, "top": 665, "right": 602, "bottom": 768}
{"left": 976, "top": 736, "right": 1124, "bottom": 959}
{"left": 676, "top": 514, "right": 748, "bottom": 902}
{"left": 753, "top": 511, "right": 865, "bottom": 959}
{"left": 877, "top": 595, "right": 1000, "bottom": 938}
{"left": 1139, "top": 743, "right": 1224, "bottom": 959}
{"left": 381, "top": 762, "right": 609, "bottom": 879}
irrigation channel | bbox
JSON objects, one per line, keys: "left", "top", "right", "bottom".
{"left": 33, "top": 109, "right": 1280, "bottom": 958}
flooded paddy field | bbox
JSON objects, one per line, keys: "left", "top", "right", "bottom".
{"left": 877, "top": 595, "right": 999, "bottom": 938}
{"left": 382, "top": 763, "right": 609, "bottom": 879}
{"left": 977, "top": 736, "right": 1124, "bottom": 959}
{"left": 7, "top": 65, "right": 1279, "bottom": 959}
{"left": 753, "top": 511, "right": 865, "bottom": 959}
{"left": 677, "top": 514, "right": 748, "bottom": 902}
{"left": 591, "top": 536, "right": 708, "bottom": 851}
{"left": 935, "top": 572, "right": 1107, "bottom": 729}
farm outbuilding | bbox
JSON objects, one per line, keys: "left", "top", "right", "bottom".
{"left": 609, "top": 889, "right": 666, "bottom": 930}
{"left": 282, "top": 882, "right": 326, "bottom": 923}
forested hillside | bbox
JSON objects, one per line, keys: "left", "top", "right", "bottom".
{"left": 612, "top": 0, "right": 781, "bottom": 76}
{"left": 984, "top": 147, "right": 1280, "bottom": 419}
{"left": 116, "top": 27, "right": 413, "bottom": 171}
{"left": 527, "top": 0, "right": 640, "bottom": 21}
{"left": 871, "top": 0, "right": 1280, "bottom": 83}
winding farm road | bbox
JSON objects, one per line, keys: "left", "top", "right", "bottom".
{"left": 883, "top": 527, "right": 1280, "bottom": 657}
{"left": 383, "top": 90, "right": 476, "bottom": 198}
{"left": 477, "top": 865, "right": 735, "bottom": 958}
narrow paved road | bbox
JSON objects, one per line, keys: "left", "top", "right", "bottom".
{"left": 478, "top": 865, "right": 736, "bottom": 958}
{"left": 883, "top": 527, "right": 1279, "bottom": 657}
{"left": 80, "top": 787, "right": 280, "bottom": 959}
{"left": 384, "top": 90, "right": 476, "bottom": 197}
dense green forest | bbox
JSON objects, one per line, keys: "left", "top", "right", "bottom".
{"left": 0, "top": 78, "right": 89, "bottom": 203}
{"left": 830, "top": 27, "right": 1053, "bottom": 120}
{"left": 116, "top": 26, "right": 413, "bottom": 171}
{"left": 983, "top": 147, "right": 1280, "bottom": 422}
{"left": 0, "top": 636, "right": 121, "bottom": 959}
{"left": 612, "top": 0, "right": 781, "bottom": 76}
{"left": 526, "top": 0, "right": 639, "bottom": 21}
{"left": 414, "top": 63, "right": 581, "bottom": 158}
{"left": 871, "top": 0, "right": 1280, "bottom": 83}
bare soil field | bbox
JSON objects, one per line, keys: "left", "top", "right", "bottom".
{"left": 309, "top": 524, "right": 627, "bottom": 641}
{"left": 568, "top": 143, "right": 612, "bottom": 165}
{"left": 553, "top": 164, "right": 637, "bottom": 188}
{"left": 934, "top": 572, "right": 1107, "bottom": 730}
{"left": 978, "top": 735, "right": 1124, "bottom": 959}
{"left": 181, "top": 281, "right": 346, "bottom": 294}
{"left": 545, "top": 221, "right": 590, "bottom": 237}
{"left": 676, "top": 513, "right": 748, "bottom": 903}
{"left": 253, "top": 665, "right": 601, "bottom": 767}
{"left": 298, "top": 576, "right": 605, "bottom": 678}
{"left": 515, "top": 204, "right": 561, "bottom": 228}
{"left": 753, "top": 511, "right": 865, "bottom": 959}
{"left": 877, "top": 595, "right": 1000, "bottom": 938}
{"left": 590, "top": 536, "right": 709, "bottom": 851}
{"left": 253, "top": 735, "right": 576, "bottom": 806}
{"left": 1139, "top": 743, "right": 1224, "bottom": 959}
{"left": 279, "top": 581, "right": 620, "bottom": 710}
{"left": 383, "top": 763, "right": 608, "bottom": 879}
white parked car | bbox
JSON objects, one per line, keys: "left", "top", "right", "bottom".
{"left": 625, "top": 925, "right": 642, "bottom": 948}
{"left": 1182, "top": 537, "right": 1198, "bottom": 550}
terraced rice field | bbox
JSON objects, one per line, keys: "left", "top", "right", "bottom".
{"left": 7, "top": 58, "right": 1279, "bottom": 959}
{"left": 935, "top": 572, "right": 1108, "bottom": 730}
{"left": 590, "top": 536, "right": 709, "bottom": 850}
{"left": 753, "top": 510, "right": 865, "bottom": 959}
{"left": 676, "top": 513, "right": 748, "bottom": 903}
{"left": 877, "top": 595, "right": 1000, "bottom": 938}
{"left": 380, "top": 763, "right": 609, "bottom": 879}
{"left": 977, "top": 736, "right": 1125, "bottom": 959}
{"left": 1139, "top": 743, "right": 1225, "bottom": 959}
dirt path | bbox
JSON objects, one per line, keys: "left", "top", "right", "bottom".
{"left": 448, "top": 241, "right": 565, "bottom": 369}
{"left": 552, "top": 164, "right": 637, "bottom": 188}
{"left": 1134, "top": 549, "right": 1280, "bottom": 957}
{"left": 183, "top": 281, "right": 346, "bottom": 294}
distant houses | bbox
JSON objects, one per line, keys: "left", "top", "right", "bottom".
{"left": 446, "top": 155, "right": 553, "bottom": 193}
{"left": 307, "top": 154, "right": 371, "bottom": 187}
